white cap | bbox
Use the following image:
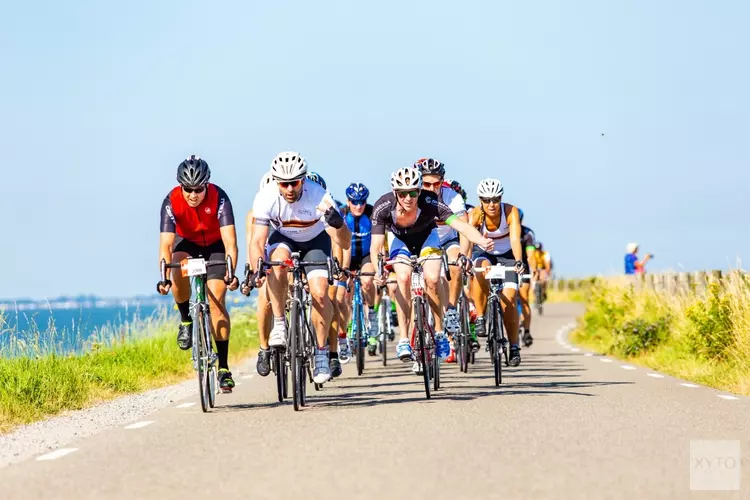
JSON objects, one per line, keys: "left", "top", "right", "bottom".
{"left": 626, "top": 242, "right": 639, "bottom": 254}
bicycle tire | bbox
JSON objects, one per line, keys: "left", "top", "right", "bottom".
{"left": 203, "top": 309, "right": 217, "bottom": 408}
{"left": 432, "top": 342, "right": 440, "bottom": 391}
{"left": 290, "top": 297, "right": 301, "bottom": 411}
{"left": 355, "top": 302, "right": 365, "bottom": 376}
{"left": 380, "top": 299, "right": 388, "bottom": 367}
{"left": 492, "top": 300, "right": 503, "bottom": 386}
{"left": 459, "top": 296, "right": 470, "bottom": 373}
{"left": 274, "top": 349, "right": 285, "bottom": 402}
{"left": 414, "top": 297, "right": 431, "bottom": 399}
{"left": 195, "top": 311, "right": 209, "bottom": 412}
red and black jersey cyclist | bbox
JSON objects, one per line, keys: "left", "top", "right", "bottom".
{"left": 157, "top": 155, "right": 240, "bottom": 392}
{"left": 371, "top": 166, "right": 494, "bottom": 372}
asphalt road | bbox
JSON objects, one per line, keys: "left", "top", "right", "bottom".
{"left": 1, "top": 303, "right": 748, "bottom": 499}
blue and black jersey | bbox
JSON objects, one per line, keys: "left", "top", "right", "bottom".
{"left": 342, "top": 204, "right": 374, "bottom": 258}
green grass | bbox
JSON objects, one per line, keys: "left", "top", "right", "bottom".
{"left": 0, "top": 309, "right": 258, "bottom": 434}
{"left": 571, "top": 275, "right": 750, "bottom": 396}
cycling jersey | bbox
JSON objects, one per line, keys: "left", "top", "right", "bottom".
{"left": 160, "top": 184, "right": 235, "bottom": 247}
{"left": 372, "top": 191, "right": 455, "bottom": 240}
{"left": 252, "top": 181, "right": 339, "bottom": 242}
{"left": 372, "top": 191, "right": 456, "bottom": 258}
{"left": 341, "top": 204, "right": 374, "bottom": 258}
{"left": 533, "top": 250, "right": 551, "bottom": 270}
{"left": 469, "top": 203, "right": 512, "bottom": 255}
{"left": 435, "top": 185, "right": 467, "bottom": 245}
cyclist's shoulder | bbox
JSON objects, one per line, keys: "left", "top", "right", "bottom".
{"left": 211, "top": 183, "right": 230, "bottom": 199}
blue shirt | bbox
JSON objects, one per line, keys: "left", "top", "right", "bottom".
{"left": 344, "top": 204, "right": 373, "bottom": 258}
{"left": 624, "top": 253, "right": 637, "bottom": 274}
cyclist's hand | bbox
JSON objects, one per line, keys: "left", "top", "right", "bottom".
{"left": 374, "top": 273, "right": 387, "bottom": 287}
{"left": 514, "top": 260, "right": 525, "bottom": 275}
{"left": 226, "top": 275, "right": 240, "bottom": 291}
{"left": 240, "top": 280, "right": 252, "bottom": 296}
{"left": 462, "top": 258, "right": 474, "bottom": 273}
{"left": 253, "top": 272, "right": 266, "bottom": 289}
{"left": 478, "top": 237, "right": 494, "bottom": 253}
{"left": 318, "top": 200, "right": 345, "bottom": 229}
{"left": 156, "top": 280, "right": 171, "bottom": 295}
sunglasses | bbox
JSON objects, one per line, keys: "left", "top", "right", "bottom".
{"left": 480, "top": 197, "right": 501, "bottom": 204}
{"left": 350, "top": 200, "right": 367, "bottom": 206}
{"left": 278, "top": 179, "right": 303, "bottom": 189}
{"left": 182, "top": 185, "right": 206, "bottom": 194}
{"left": 422, "top": 180, "right": 443, "bottom": 189}
{"left": 396, "top": 190, "right": 419, "bottom": 199}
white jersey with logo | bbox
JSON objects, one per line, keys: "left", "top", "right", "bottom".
{"left": 436, "top": 186, "right": 467, "bottom": 244}
{"left": 479, "top": 203, "right": 511, "bottom": 255}
{"left": 252, "top": 180, "right": 339, "bottom": 242}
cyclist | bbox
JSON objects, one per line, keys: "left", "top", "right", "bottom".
{"left": 338, "top": 182, "right": 383, "bottom": 357}
{"left": 305, "top": 171, "right": 345, "bottom": 378}
{"left": 248, "top": 152, "right": 351, "bottom": 385}
{"left": 531, "top": 242, "right": 552, "bottom": 302}
{"left": 468, "top": 178, "right": 525, "bottom": 367}
{"left": 371, "top": 166, "right": 493, "bottom": 374}
{"left": 241, "top": 172, "right": 276, "bottom": 377}
{"left": 517, "top": 208, "right": 536, "bottom": 347}
{"left": 157, "top": 155, "right": 240, "bottom": 392}
{"left": 417, "top": 159, "right": 479, "bottom": 361}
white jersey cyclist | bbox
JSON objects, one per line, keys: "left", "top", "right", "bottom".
{"left": 435, "top": 184, "right": 467, "bottom": 247}
{"left": 252, "top": 179, "right": 339, "bottom": 244}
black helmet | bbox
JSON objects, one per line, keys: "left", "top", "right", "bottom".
{"left": 177, "top": 155, "right": 211, "bottom": 187}
{"left": 414, "top": 157, "right": 445, "bottom": 177}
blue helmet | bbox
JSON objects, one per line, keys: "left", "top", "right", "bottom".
{"left": 518, "top": 208, "right": 524, "bottom": 223}
{"left": 345, "top": 182, "right": 369, "bottom": 203}
{"left": 306, "top": 171, "right": 326, "bottom": 189}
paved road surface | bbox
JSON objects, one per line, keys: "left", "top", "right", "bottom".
{"left": 1, "top": 304, "right": 748, "bottom": 499}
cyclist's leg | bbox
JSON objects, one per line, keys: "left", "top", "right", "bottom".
{"left": 519, "top": 273, "right": 532, "bottom": 332}
{"left": 170, "top": 238, "right": 195, "bottom": 349}
{"left": 301, "top": 232, "right": 334, "bottom": 383}
{"left": 205, "top": 241, "right": 234, "bottom": 389}
{"left": 267, "top": 234, "right": 293, "bottom": 347}
{"left": 255, "top": 282, "right": 274, "bottom": 376}
{"left": 421, "top": 230, "right": 445, "bottom": 334}
{"left": 496, "top": 252, "right": 521, "bottom": 366}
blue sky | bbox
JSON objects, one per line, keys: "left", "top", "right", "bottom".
{"left": 1, "top": 0, "right": 748, "bottom": 299}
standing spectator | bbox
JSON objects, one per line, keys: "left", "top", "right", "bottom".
{"left": 624, "top": 242, "right": 653, "bottom": 275}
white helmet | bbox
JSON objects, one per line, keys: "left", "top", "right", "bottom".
{"left": 270, "top": 151, "right": 307, "bottom": 181}
{"left": 259, "top": 171, "right": 273, "bottom": 190}
{"left": 390, "top": 166, "right": 422, "bottom": 191}
{"left": 626, "top": 242, "right": 639, "bottom": 254}
{"left": 477, "top": 178, "right": 504, "bottom": 198}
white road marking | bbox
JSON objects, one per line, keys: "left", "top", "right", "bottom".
{"left": 176, "top": 402, "right": 196, "bottom": 408}
{"left": 124, "top": 421, "right": 154, "bottom": 430}
{"left": 718, "top": 395, "right": 739, "bottom": 400}
{"left": 36, "top": 448, "right": 78, "bottom": 461}
{"left": 681, "top": 383, "right": 699, "bottom": 388}
{"left": 584, "top": 353, "right": 593, "bottom": 357}
{"left": 571, "top": 348, "right": 580, "bottom": 352}
{"left": 621, "top": 365, "right": 636, "bottom": 370}
{"left": 647, "top": 373, "right": 664, "bottom": 379}
{"left": 242, "top": 375, "right": 254, "bottom": 380}
{"left": 600, "top": 358, "right": 613, "bottom": 363}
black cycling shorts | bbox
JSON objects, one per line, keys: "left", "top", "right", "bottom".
{"left": 267, "top": 231, "right": 332, "bottom": 280}
{"left": 473, "top": 249, "right": 519, "bottom": 289}
{"left": 173, "top": 237, "right": 227, "bottom": 281}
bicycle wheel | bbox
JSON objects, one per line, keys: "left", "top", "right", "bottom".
{"left": 432, "top": 338, "right": 440, "bottom": 391}
{"left": 195, "top": 311, "right": 210, "bottom": 412}
{"left": 380, "top": 299, "right": 388, "bottom": 367}
{"left": 289, "top": 297, "right": 302, "bottom": 411}
{"left": 354, "top": 302, "right": 365, "bottom": 376}
{"left": 491, "top": 300, "right": 503, "bottom": 386}
{"left": 274, "top": 349, "right": 285, "bottom": 402}
{"left": 414, "top": 297, "right": 431, "bottom": 399}
{"left": 458, "top": 296, "right": 470, "bottom": 373}
{"left": 202, "top": 309, "right": 217, "bottom": 408}
{"left": 535, "top": 283, "right": 543, "bottom": 315}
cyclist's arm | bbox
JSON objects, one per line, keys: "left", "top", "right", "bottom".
{"left": 507, "top": 205, "right": 523, "bottom": 263}
{"left": 370, "top": 233, "right": 386, "bottom": 264}
{"left": 457, "top": 212, "right": 472, "bottom": 259}
{"left": 159, "top": 232, "right": 176, "bottom": 280}
{"left": 447, "top": 216, "right": 487, "bottom": 246}
{"left": 245, "top": 210, "right": 254, "bottom": 264}
{"left": 219, "top": 225, "right": 238, "bottom": 275}
{"left": 326, "top": 225, "right": 351, "bottom": 252}
{"left": 341, "top": 243, "right": 352, "bottom": 270}
{"left": 250, "top": 223, "right": 269, "bottom": 272}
